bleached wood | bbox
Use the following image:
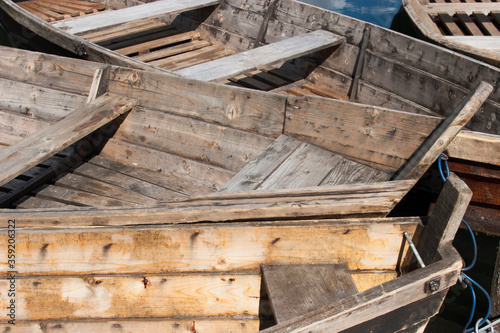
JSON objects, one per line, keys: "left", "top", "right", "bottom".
{"left": 0, "top": 93, "right": 136, "bottom": 186}
{"left": 447, "top": 36, "right": 500, "bottom": 50}
{"left": 424, "top": 3, "right": 500, "bottom": 15}
{"left": 176, "top": 30, "right": 344, "bottom": 81}
{"left": 53, "top": 0, "right": 221, "bottom": 34}
{"left": 447, "top": 131, "right": 500, "bottom": 166}
{"left": 87, "top": 65, "right": 110, "bottom": 102}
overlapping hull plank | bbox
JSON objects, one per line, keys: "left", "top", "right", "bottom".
{"left": 0, "top": 175, "right": 471, "bottom": 331}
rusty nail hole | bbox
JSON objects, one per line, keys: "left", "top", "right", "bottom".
{"left": 142, "top": 276, "right": 149, "bottom": 288}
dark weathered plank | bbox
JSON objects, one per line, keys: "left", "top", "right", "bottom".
{"left": 0, "top": 93, "right": 137, "bottom": 186}
{"left": 393, "top": 81, "right": 493, "bottom": 180}
{"left": 263, "top": 264, "right": 358, "bottom": 323}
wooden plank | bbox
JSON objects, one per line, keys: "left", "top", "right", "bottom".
{"left": 0, "top": 319, "right": 260, "bottom": 332}
{"left": 263, "top": 264, "right": 358, "bottom": 323}
{"left": 446, "top": 130, "right": 500, "bottom": 166}
{"left": 34, "top": 0, "right": 81, "bottom": 16}
{"left": 284, "top": 96, "right": 442, "bottom": 173}
{"left": 99, "top": 138, "right": 234, "bottom": 195}
{"left": 166, "top": 49, "right": 236, "bottom": 72}
{"left": 320, "top": 158, "right": 391, "bottom": 186}
{"left": 0, "top": 181, "right": 414, "bottom": 228}
{"left": 230, "top": 74, "right": 276, "bottom": 91}
{"left": 0, "top": 93, "right": 137, "bottom": 186}
{"left": 473, "top": 12, "right": 500, "bottom": 36}
{"left": 79, "top": 19, "right": 168, "bottom": 43}
{"left": 437, "top": 13, "right": 464, "bottom": 36}
{"left": 393, "top": 81, "right": 493, "bottom": 180}
{"left": 53, "top": 0, "right": 221, "bottom": 34}
{"left": 0, "top": 78, "right": 86, "bottom": 122}
{"left": 0, "top": 217, "right": 419, "bottom": 275}
{"left": 85, "top": 156, "right": 189, "bottom": 200}
{"left": 54, "top": 173, "right": 158, "bottom": 206}
{"left": 73, "top": 160, "right": 183, "bottom": 201}
{"left": 424, "top": 3, "right": 500, "bottom": 15}
{"left": 447, "top": 36, "right": 500, "bottom": 49}
{"left": 0, "top": 274, "right": 261, "bottom": 320}
{"left": 108, "top": 68, "right": 287, "bottom": 137}
{"left": 15, "top": 195, "right": 75, "bottom": 209}
{"left": 152, "top": 44, "right": 226, "bottom": 68}
{"left": 114, "top": 31, "right": 201, "bottom": 56}
{"left": 220, "top": 135, "right": 302, "bottom": 192}
{"left": 176, "top": 30, "right": 345, "bottom": 81}
{"left": 246, "top": 70, "right": 290, "bottom": 88}
{"left": 113, "top": 107, "right": 274, "bottom": 172}
{"left": 134, "top": 40, "right": 211, "bottom": 62}
{"left": 302, "top": 82, "right": 348, "bottom": 100}
{"left": 415, "top": 173, "right": 472, "bottom": 265}
{"left": 456, "top": 12, "right": 484, "bottom": 36}
{"left": 349, "top": 26, "right": 370, "bottom": 100}
{"left": 87, "top": 65, "right": 110, "bottom": 102}
{"left": 0, "top": 110, "right": 49, "bottom": 146}
{"left": 257, "top": 142, "right": 349, "bottom": 190}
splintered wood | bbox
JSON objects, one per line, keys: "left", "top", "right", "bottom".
{"left": 18, "top": 0, "right": 105, "bottom": 22}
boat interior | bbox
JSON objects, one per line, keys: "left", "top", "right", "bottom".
{"left": 1, "top": 46, "right": 488, "bottom": 211}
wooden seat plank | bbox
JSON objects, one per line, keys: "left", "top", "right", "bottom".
{"left": 473, "top": 12, "right": 500, "bottom": 36}
{"left": 0, "top": 93, "right": 137, "bottom": 186}
{"left": 262, "top": 264, "right": 358, "bottom": 324}
{"left": 53, "top": 0, "right": 220, "bottom": 35}
{"left": 80, "top": 20, "right": 168, "bottom": 43}
{"left": 176, "top": 30, "right": 345, "bottom": 82}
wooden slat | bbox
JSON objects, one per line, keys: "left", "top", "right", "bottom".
{"left": 263, "top": 264, "right": 358, "bottom": 323}
{"left": 414, "top": 173, "right": 472, "bottom": 265}
{"left": 79, "top": 19, "right": 168, "bottom": 43}
{"left": 165, "top": 48, "right": 235, "bottom": 72}
{"left": 53, "top": 0, "right": 221, "bottom": 34}
{"left": 114, "top": 31, "right": 201, "bottom": 56}
{"left": 473, "top": 12, "right": 500, "bottom": 36}
{"left": 302, "top": 82, "right": 349, "bottom": 100}
{"left": 113, "top": 107, "right": 274, "bottom": 173}
{"left": 99, "top": 138, "right": 234, "bottom": 195}
{"left": 0, "top": 110, "right": 49, "bottom": 146}
{"left": 284, "top": 96, "right": 442, "bottom": 173}
{"left": 176, "top": 30, "right": 345, "bottom": 81}
{"left": 437, "top": 13, "right": 464, "bottom": 36}
{"left": 456, "top": 12, "right": 484, "bottom": 35}
{"left": 220, "top": 135, "right": 302, "bottom": 192}
{"left": 15, "top": 195, "right": 75, "bottom": 209}
{"left": 18, "top": 1, "right": 54, "bottom": 21}
{"left": 152, "top": 44, "right": 225, "bottom": 68}
{"left": 447, "top": 36, "right": 500, "bottom": 49}
{"left": 0, "top": 78, "right": 86, "bottom": 122}
{"left": 0, "top": 217, "right": 418, "bottom": 275}
{"left": 87, "top": 65, "right": 110, "bottom": 102}
{"left": 0, "top": 181, "right": 415, "bottom": 228}
{"left": 320, "top": 158, "right": 391, "bottom": 186}
{"left": 134, "top": 40, "right": 211, "bottom": 62}
{"left": 446, "top": 131, "right": 500, "bottom": 165}
{"left": 0, "top": 93, "right": 137, "bottom": 186}
{"left": 393, "top": 81, "right": 493, "bottom": 180}
{"left": 424, "top": 3, "right": 500, "bottom": 15}
{"left": 230, "top": 74, "right": 275, "bottom": 91}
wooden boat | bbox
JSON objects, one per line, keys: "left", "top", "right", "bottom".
{"left": 1, "top": 0, "right": 499, "bottom": 228}
{"left": 0, "top": 172, "right": 471, "bottom": 331}
{"left": 402, "top": 0, "right": 500, "bottom": 68}
{"left": 0, "top": 46, "right": 490, "bottom": 214}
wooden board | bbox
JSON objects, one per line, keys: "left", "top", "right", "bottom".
{"left": 53, "top": 0, "right": 221, "bottom": 35}
{"left": 0, "top": 93, "right": 137, "bottom": 186}
{"left": 176, "top": 30, "right": 344, "bottom": 81}
{"left": 0, "top": 181, "right": 414, "bottom": 228}
{"left": 263, "top": 264, "right": 358, "bottom": 323}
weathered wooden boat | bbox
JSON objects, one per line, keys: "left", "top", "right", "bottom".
{"left": 0, "top": 172, "right": 471, "bottom": 331}
{"left": 1, "top": 0, "right": 499, "bottom": 228}
{"left": 0, "top": 46, "right": 490, "bottom": 215}
{"left": 402, "top": 0, "right": 500, "bottom": 68}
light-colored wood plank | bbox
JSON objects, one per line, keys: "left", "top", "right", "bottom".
{"left": 263, "top": 264, "right": 358, "bottom": 323}
{"left": 166, "top": 48, "right": 236, "bottom": 72}
{"left": 456, "top": 12, "right": 484, "bottom": 36}
{"left": 473, "top": 12, "right": 500, "bottom": 36}
{"left": 320, "top": 158, "right": 391, "bottom": 186}
{"left": 134, "top": 40, "right": 211, "bottom": 62}
{"left": 0, "top": 274, "right": 261, "bottom": 320}
{"left": 176, "top": 30, "right": 345, "bottom": 81}
{"left": 393, "top": 81, "right": 493, "bottom": 180}
{"left": 0, "top": 181, "right": 414, "bottom": 228}
{"left": 437, "top": 13, "right": 464, "bottom": 36}
{"left": 53, "top": 0, "right": 221, "bottom": 34}
{"left": 113, "top": 107, "right": 274, "bottom": 172}
{"left": 302, "top": 82, "right": 348, "bottom": 100}
{"left": 0, "top": 218, "right": 418, "bottom": 275}
{"left": 446, "top": 131, "right": 500, "bottom": 165}
{"left": 220, "top": 135, "right": 302, "bottom": 192}
{"left": 152, "top": 44, "right": 225, "bottom": 68}
{"left": 0, "top": 110, "right": 49, "bottom": 146}
{"left": 424, "top": 3, "right": 500, "bottom": 15}
{"left": 15, "top": 195, "right": 75, "bottom": 209}
{"left": 80, "top": 19, "right": 168, "bottom": 43}
{"left": 87, "top": 65, "right": 110, "bottom": 102}
{"left": 447, "top": 36, "right": 500, "bottom": 49}
{"left": 0, "top": 319, "right": 259, "bottom": 332}
{"left": 0, "top": 93, "right": 137, "bottom": 186}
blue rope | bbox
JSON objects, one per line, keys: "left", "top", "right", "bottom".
{"left": 462, "top": 273, "right": 492, "bottom": 333}
{"left": 437, "top": 154, "right": 491, "bottom": 332}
